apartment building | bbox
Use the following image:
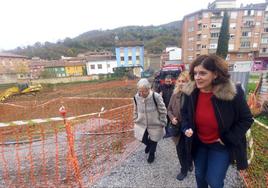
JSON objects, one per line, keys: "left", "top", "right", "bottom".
{"left": 182, "top": 0, "right": 268, "bottom": 66}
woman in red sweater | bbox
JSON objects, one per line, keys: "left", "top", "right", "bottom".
{"left": 181, "top": 54, "right": 253, "bottom": 188}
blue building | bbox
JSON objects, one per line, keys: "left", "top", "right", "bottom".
{"left": 115, "top": 41, "right": 144, "bottom": 77}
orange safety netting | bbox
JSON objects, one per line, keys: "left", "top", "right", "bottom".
{"left": 0, "top": 99, "right": 139, "bottom": 187}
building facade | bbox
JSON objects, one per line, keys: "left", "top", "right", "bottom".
{"left": 182, "top": 0, "right": 268, "bottom": 67}
{"left": 161, "top": 47, "right": 182, "bottom": 67}
{"left": 0, "top": 53, "right": 30, "bottom": 83}
{"left": 115, "top": 41, "right": 144, "bottom": 77}
{"left": 86, "top": 60, "right": 117, "bottom": 75}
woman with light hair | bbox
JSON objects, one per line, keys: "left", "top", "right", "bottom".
{"left": 167, "top": 71, "right": 193, "bottom": 181}
{"left": 133, "top": 78, "right": 167, "bottom": 163}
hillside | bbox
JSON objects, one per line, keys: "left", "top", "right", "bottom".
{"left": 9, "top": 20, "right": 182, "bottom": 60}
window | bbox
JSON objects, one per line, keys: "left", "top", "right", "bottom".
{"left": 188, "top": 26, "right": 194, "bottom": 32}
{"left": 261, "top": 48, "right": 267, "bottom": 53}
{"left": 188, "top": 47, "right": 193, "bottom": 51}
{"left": 244, "top": 10, "right": 254, "bottom": 16}
{"left": 136, "top": 56, "right": 140, "bottom": 60}
{"left": 203, "top": 24, "right": 208, "bottom": 28}
{"left": 188, "top": 16, "right": 195, "bottom": 22}
{"left": 244, "top": 21, "right": 254, "bottom": 27}
{"left": 201, "top": 45, "right": 207, "bottom": 49}
{"left": 230, "top": 23, "right": 236, "bottom": 29}
{"left": 90, "top": 65, "right": 95, "bottom": 69}
{"left": 211, "top": 32, "right": 219, "bottom": 38}
{"left": 128, "top": 56, "right": 132, "bottom": 61}
{"left": 237, "top": 54, "right": 243, "bottom": 58}
{"left": 242, "top": 31, "right": 251, "bottom": 37}
{"left": 209, "top": 44, "right": 217, "bottom": 49}
{"left": 228, "top": 44, "right": 234, "bottom": 50}
{"left": 202, "top": 35, "right": 207, "bottom": 39}
{"left": 211, "top": 23, "right": 221, "bottom": 28}
{"left": 264, "top": 28, "right": 268, "bottom": 32}
{"left": 261, "top": 37, "right": 268, "bottom": 44}
{"left": 203, "top": 13, "right": 209, "bottom": 18}
{"left": 198, "top": 23, "right": 202, "bottom": 30}
{"left": 230, "top": 34, "right": 235, "bottom": 40}
{"left": 253, "top": 43, "right": 258, "bottom": 48}
{"left": 240, "top": 41, "right": 250, "bottom": 48}
{"left": 97, "top": 64, "right": 102, "bottom": 69}
{"left": 256, "top": 22, "right": 261, "bottom": 26}
{"left": 188, "top": 37, "right": 194, "bottom": 41}
{"left": 120, "top": 57, "right": 124, "bottom": 61}
{"left": 230, "top": 12, "right": 237, "bottom": 19}
{"left": 107, "top": 64, "right": 110, "bottom": 68}
{"left": 188, "top": 56, "right": 193, "bottom": 61}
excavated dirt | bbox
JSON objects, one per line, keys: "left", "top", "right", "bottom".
{"left": 0, "top": 80, "right": 137, "bottom": 122}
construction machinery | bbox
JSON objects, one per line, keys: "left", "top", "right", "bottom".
{"left": 0, "top": 83, "right": 42, "bottom": 102}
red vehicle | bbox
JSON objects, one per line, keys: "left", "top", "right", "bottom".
{"left": 153, "top": 64, "right": 185, "bottom": 91}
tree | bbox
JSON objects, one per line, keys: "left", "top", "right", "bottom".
{"left": 216, "top": 11, "right": 230, "bottom": 59}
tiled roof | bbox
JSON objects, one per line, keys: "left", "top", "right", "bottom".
{"left": 30, "top": 59, "right": 86, "bottom": 68}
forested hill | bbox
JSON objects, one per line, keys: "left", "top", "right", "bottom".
{"left": 9, "top": 20, "right": 182, "bottom": 60}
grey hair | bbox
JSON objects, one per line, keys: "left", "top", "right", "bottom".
{"left": 137, "top": 78, "right": 151, "bottom": 89}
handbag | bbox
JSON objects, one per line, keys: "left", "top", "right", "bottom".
{"left": 165, "top": 122, "right": 180, "bottom": 137}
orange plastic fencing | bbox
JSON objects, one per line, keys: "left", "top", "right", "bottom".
{"left": 0, "top": 100, "right": 140, "bottom": 187}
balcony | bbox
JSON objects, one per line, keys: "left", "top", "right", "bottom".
{"left": 210, "top": 27, "right": 221, "bottom": 30}
{"left": 258, "top": 51, "right": 268, "bottom": 57}
{"left": 242, "top": 15, "right": 255, "bottom": 19}
{"left": 210, "top": 15, "right": 222, "bottom": 19}
{"left": 242, "top": 22, "right": 255, "bottom": 28}
{"left": 238, "top": 48, "right": 252, "bottom": 52}
{"left": 208, "top": 49, "right": 217, "bottom": 54}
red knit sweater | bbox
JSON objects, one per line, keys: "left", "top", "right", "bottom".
{"left": 195, "top": 91, "right": 220, "bottom": 143}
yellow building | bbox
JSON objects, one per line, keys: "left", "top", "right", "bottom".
{"left": 65, "top": 64, "right": 86, "bottom": 76}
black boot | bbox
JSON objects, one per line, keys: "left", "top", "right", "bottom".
{"left": 145, "top": 145, "right": 150, "bottom": 154}
{"left": 176, "top": 172, "right": 187, "bottom": 181}
{"left": 147, "top": 153, "right": 155, "bottom": 163}
{"left": 188, "top": 164, "right": 193, "bottom": 172}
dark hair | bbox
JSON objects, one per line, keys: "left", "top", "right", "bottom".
{"left": 189, "top": 54, "right": 230, "bottom": 85}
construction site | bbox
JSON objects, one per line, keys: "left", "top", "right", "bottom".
{"left": 0, "top": 79, "right": 139, "bottom": 187}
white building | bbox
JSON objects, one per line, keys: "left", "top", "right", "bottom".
{"left": 166, "top": 47, "right": 182, "bottom": 61}
{"left": 86, "top": 60, "right": 117, "bottom": 75}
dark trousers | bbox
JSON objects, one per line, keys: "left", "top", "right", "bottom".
{"left": 194, "top": 142, "right": 230, "bottom": 188}
{"left": 142, "top": 129, "right": 157, "bottom": 154}
{"left": 176, "top": 135, "right": 192, "bottom": 174}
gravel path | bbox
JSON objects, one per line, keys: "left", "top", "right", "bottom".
{"left": 93, "top": 138, "right": 244, "bottom": 188}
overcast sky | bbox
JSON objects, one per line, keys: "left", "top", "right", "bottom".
{"left": 0, "top": 0, "right": 265, "bottom": 50}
